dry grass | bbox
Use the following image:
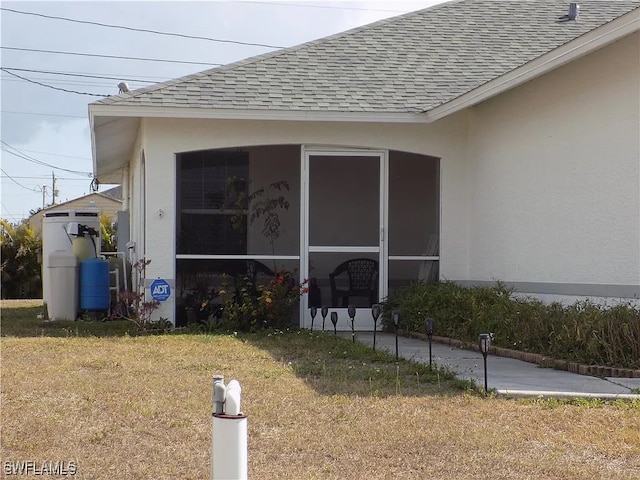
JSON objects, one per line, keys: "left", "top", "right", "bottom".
{"left": 1, "top": 305, "right": 639, "bottom": 479}
{"left": 0, "top": 300, "right": 132, "bottom": 337}
{"left": 1, "top": 299, "right": 43, "bottom": 309}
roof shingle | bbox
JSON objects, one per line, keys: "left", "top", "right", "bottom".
{"left": 94, "top": 0, "right": 639, "bottom": 114}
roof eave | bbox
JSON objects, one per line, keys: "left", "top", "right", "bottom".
{"left": 90, "top": 105, "right": 141, "bottom": 183}
{"left": 89, "top": 104, "right": 430, "bottom": 124}
{"left": 426, "top": 7, "right": 640, "bottom": 122}
{"left": 89, "top": 104, "right": 429, "bottom": 182}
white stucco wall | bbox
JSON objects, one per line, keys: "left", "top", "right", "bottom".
{"left": 122, "top": 31, "right": 640, "bottom": 322}
{"left": 138, "top": 114, "right": 470, "bottom": 321}
{"left": 466, "top": 32, "right": 640, "bottom": 296}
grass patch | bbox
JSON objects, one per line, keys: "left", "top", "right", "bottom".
{"left": 2, "top": 303, "right": 640, "bottom": 479}
{"left": 245, "top": 329, "right": 474, "bottom": 397}
{"left": 1, "top": 300, "right": 134, "bottom": 337}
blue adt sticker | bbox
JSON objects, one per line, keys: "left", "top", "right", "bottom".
{"left": 150, "top": 278, "right": 171, "bottom": 302}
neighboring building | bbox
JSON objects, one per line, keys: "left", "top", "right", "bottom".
{"left": 89, "top": 0, "right": 640, "bottom": 328}
{"left": 28, "top": 187, "right": 122, "bottom": 235}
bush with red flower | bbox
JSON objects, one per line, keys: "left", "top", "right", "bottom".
{"left": 216, "top": 268, "right": 308, "bottom": 332}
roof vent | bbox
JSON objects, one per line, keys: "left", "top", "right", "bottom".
{"left": 118, "top": 82, "right": 130, "bottom": 94}
{"left": 568, "top": 3, "right": 580, "bottom": 21}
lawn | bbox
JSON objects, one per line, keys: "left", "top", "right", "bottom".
{"left": 1, "top": 301, "right": 639, "bottom": 479}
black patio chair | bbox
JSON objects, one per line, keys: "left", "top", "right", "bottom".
{"left": 234, "top": 259, "right": 275, "bottom": 302}
{"left": 329, "top": 258, "right": 378, "bottom": 307}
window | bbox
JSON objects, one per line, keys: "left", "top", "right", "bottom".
{"left": 176, "top": 150, "right": 249, "bottom": 254}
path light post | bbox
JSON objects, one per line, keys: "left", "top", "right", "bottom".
{"left": 371, "top": 304, "right": 382, "bottom": 351}
{"left": 330, "top": 311, "right": 338, "bottom": 336}
{"left": 478, "top": 333, "right": 491, "bottom": 395}
{"left": 321, "top": 305, "right": 329, "bottom": 331}
{"left": 347, "top": 304, "right": 356, "bottom": 343}
{"left": 310, "top": 306, "right": 317, "bottom": 331}
{"left": 392, "top": 310, "right": 401, "bottom": 360}
{"left": 425, "top": 317, "right": 434, "bottom": 368}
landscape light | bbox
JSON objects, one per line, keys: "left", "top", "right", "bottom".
{"left": 371, "top": 304, "right": 382, "bottom": 351}
{"left": 424, "top": 317, "right": 435, "bottom": 367}
{"left": 310, "top": 306, "right": 317, "bottom": 331}
{"left": 330, "top": 311, "right": 338, "bottom": 335}
{"left": 347, "top": 304, "right": 356, "bottom": 343}
{"left": 321, "top": 305, "right": 329, "bottom": 331}
{"left": 392, "top": 309, "right": 401, "bottom": 360}
{"left": 478, "top": 333, "right": 492, "bottom": 394}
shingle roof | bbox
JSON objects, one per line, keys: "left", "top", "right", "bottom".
{"left": 94, "top": 0, "right": 639, "bottom": 114}
{"left": 98, "top": 186, "right": 122, "bottom": 200}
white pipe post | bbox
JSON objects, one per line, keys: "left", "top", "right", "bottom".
{"left": 213, "top": 376, "right": 226, "bottom": 414}
{"left": 212, "top": 378, "right": 248, "bottom": 480}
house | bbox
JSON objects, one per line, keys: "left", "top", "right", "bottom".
{"left": 28, "top": 186, "right": 123, "bottom": 235}
{"left": 89, "top": 0, "right": 640, "bottom": 329}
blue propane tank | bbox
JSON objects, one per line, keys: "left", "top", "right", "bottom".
{"left": 80, "top": 258, "right": 110, "bottom": 311}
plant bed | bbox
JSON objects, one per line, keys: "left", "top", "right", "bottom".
{"left": 383, "top": 281, "right": 640, "bottom": 370}
{"left": 405, "top": 330, "right": 640, "bottom": 378}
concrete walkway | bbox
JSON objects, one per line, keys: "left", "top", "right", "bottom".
{"left": 346, "top": 332, "right": 640, "bottom": 400}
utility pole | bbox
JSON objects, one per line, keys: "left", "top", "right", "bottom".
{"left": 42, "top": 185, "right": 47, "bottom": 209}
{"left": 51, "top": 172, "right": 58, "bottom": 205}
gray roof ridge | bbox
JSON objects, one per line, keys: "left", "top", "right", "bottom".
{"left": 422, "top": 1, "right": 640, "bottom": 113}
{"left": 92, "top": 0, "right": 456, "bottom": 105}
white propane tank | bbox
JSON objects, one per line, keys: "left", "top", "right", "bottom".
{"left": 72, "top": 236, "right": 96, "bottom": 261}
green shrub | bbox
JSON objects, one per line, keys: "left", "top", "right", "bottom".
{"left": 1, "top": 219, "right": 42, "bottom": 299}
{"left": 382, "top": 281, "right": 640, "bottom": 369}
{"left": 211, "top": 269, "right": 308, "bottom": 333}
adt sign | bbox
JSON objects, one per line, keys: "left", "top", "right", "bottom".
{"left": 150, "top": 278, "right": 171, "bottom": 302}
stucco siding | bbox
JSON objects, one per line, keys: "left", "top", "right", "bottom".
{"left": 140, "top": 115, "right": 471, "bottom": 318}
{"left": 127, "top": 130, "right": 145, "bottom": 266}
{"left": 132, "top": 32, "right": 640, "bottom": 318}
{"left": 466, "top": 33, "right": 640, "bottom": 291}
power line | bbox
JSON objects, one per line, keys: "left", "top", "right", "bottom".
{"left": 1, "top": 202, "right": 24, "bottom": 221}
{"left": 1, "top": 141, "right": 92, "bottom": 176}
{"left": 1, "top": 175, "right": 90, "bottom": 181}
{"left": 0, "top": 71, "right": 151, "bottom": 89}
{"left": 2, "top": 46, "right": 222, "bottom": 67}
{"left": 0, "top": 168, "right": 34, "bottom": 191}
{"left": 1, "top": 71, "right": 146, "bottom": 89}
{"left": 240, "top": 1, "right": 405, "bottom": 13}
{"left": 1, "top": 110, "right": 86, "bottom": 119}
{"left": 5, "top": 148, "right": 89, "bottom": 161}
{"left": 1, "top": 68, "right": 168, "bottom": 83}
{"left": 1, "top": 68, "right": 108, "bottom": 97}
{"left": 1, "top": 75, "right": 126, "bottom": 90}
{"left": 1, "top": 74, "right": 134, "bottom": 90}
{"left": 1, "top": 7, "right": 285, "bottom": 49}
{"left": 1, "top": 175, "right": 51, "bottom": 179}
{"left": 2, "top": 67, "right": 158, "bottom": 84}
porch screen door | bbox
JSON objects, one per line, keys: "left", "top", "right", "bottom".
{"left": 302, "top": 149, "right": 386, "bottom": 331}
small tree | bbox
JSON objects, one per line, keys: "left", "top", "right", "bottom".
{"left": 100, "top": 214, "right": 117, "bottom": 252}
{"left": 228, "top": 178, "right": 290, "bottom": 271}
{"left": 109, "top": 258, "right": 164, "bottom": 332}
{"left": 0, "top": 219, "right": 42, "bottom": 298}
{"left": 248, "top": 180, "right": 290, "bottom": 252}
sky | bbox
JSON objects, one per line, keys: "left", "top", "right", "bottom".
{"left": 0, "top": 0, "right": 446, "bottom": 223}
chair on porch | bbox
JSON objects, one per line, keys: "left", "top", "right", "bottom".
{"left": 329, "top": 258, "right": 378, "bottom": 307}
{"left": 234, "top": 259, "right": 276, "bottom": 302}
